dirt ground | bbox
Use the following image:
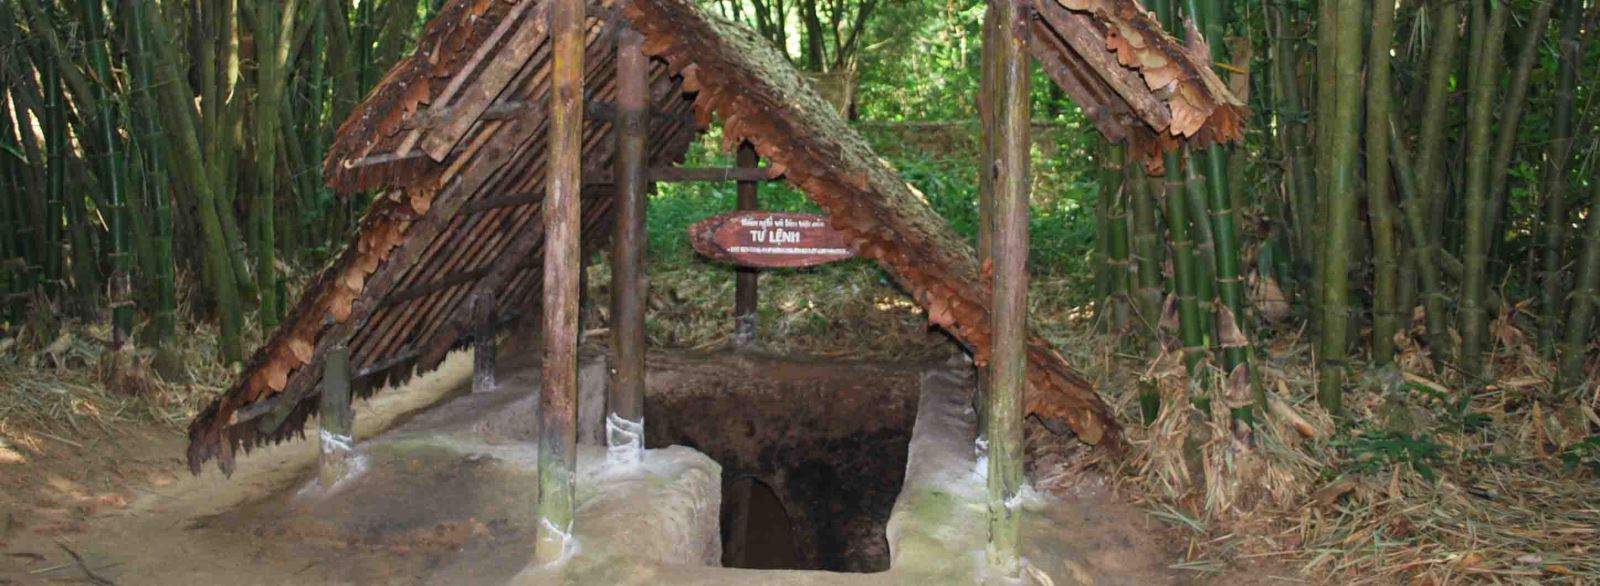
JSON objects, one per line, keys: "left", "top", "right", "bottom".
{"left": 0, "top": 353, "right": 476, "bottom": 585}
{"left": 0, "top": 350, "right": 1305, "bottom": 585}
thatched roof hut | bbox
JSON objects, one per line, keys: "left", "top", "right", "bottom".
{"left": 187, "top": 0, "right": 1242, "bottom": 475}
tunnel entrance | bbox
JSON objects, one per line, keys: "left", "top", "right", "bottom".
{"left": 724, "top": 477, "right": 799, "bottom": 569}
{"left": 643, "top": 353, "right": 922, "bottom": 572}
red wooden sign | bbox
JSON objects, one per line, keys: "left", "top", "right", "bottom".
{"left": 689, "top": 212, "right": 855, "bottom": 268}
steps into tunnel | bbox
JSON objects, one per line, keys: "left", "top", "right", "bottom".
{"left": 641, "top": 353, "right": 924, "bottom": 573}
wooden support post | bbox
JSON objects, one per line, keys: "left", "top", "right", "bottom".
{"left": 535, "top": 0, "right": 584, "bottom": 566}
{"left": 984, "top": 0, "right": 1030, "bottom": 579}
{"left": 974, "top": 0, "right": 1000, "bottom": 458}
{"left": 608, "top": 24, "right": 648, "bottom": 463}
{"left": 317, "top": 345, "right": 354, "bottom": 489}
{"left": 732, "top": 141, "right": 760, "bottom": 349}
{"left": 473, "top": 292, "right": 497, "bottom": 393}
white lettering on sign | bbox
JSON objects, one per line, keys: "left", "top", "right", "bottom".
{"left": 740, "top": 214, "right": 825, "bottom": 246}
{"left": 727, "top": 246, "right": 853, "bottom": 255}
{"left": 690, "top": 211, "right": 854, "bottom": 268}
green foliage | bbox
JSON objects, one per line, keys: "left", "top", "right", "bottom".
{"left": 649, "top": 124, "right": 1103, "bottom": 306}
{"left": 1334, "top": 429, "right": 1449, "bottom": 482}
{"left": 1560, "top": 436, "right": 1600, "bottom": 475}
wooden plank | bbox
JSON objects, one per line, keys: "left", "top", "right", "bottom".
{"left": 535, "top": 0, "right": 585, "bottom": 565}
{"left": 415, "top": 0, "right": 546, "bottom": 160}
{"left": 379, "top": 266, "right": 493, "bottom": 309}
{"left": 408, "top": 97, "right": 695, "bottom": 130}
{"left": 1031, "top": 3, "right": 1171, "bottom": 131}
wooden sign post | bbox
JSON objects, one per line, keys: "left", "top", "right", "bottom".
{"left": 733, "top": 143, "right": 761, "bottom": 349}
{"left": 689, "top": 211, "right": 855, "bottom": 269}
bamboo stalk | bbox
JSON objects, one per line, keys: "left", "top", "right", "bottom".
{"left": 1387, "top": 119, "right": 1451, "bottom": 356}
{"left": 1168, "top": 154, "right": 1206, "bottom": 373}
{"left": 1094, "top": 142, "right": 1115, "bottom": 324}
{"left": 1128, "top": 162, "right": 1164, "bottom": 338}
{"left": 128, "top": 0, "right": 177, "bottom": 343}
{"left": 534, "top": 0, "right": 585, "bottom": 566}
{"left": 1483, "top": 0, "right": 1554, "bottom": 251}
{"left": 78, "top": 0, "right": 131, "bottom": 346}
{"left": 1457, "top": 0, "right": 1507, "bottom": 380}
{"left": 1412, "top": 0, "right": 1460, "bottom": 253}
{"left": 1316, "top": 0, "right": 1363, "bottom": 415}
{"left": 1151, "top": 0, "right": 1204, "bottom": 375}
{"left": 140, "top": 0, "right": 245, "bottom": 362}
{"left": 1102, "top": 144, "right": 1132, "bottom": 336}
{"left": 0, "top": 96, "right": 18, "bottom": 302}
{"left": 1309, "top": 0, "right": 1337, "bottom": 319}
{"left": 1558, "top": 175, "right": 1600, "bottom": 393}
{"left": 42, "top": 55, "right": 65, "bottom": 297}
{"left": 254, "top": 0, "right": 301, "bottom": 329}
{"left": 1539, "top": 0, "right": 1583, "bottom": 357}
{"left": 1182, "top": 155, "right": 1217, "bottom": 335}
{"left": 1189, "top": 0, "right": 1250, "bottom": 410}
{"left": 1367, "top": 0, "right": 1399, "bottom": 365}
{"left": 1268, "top": 0, "right": 1314, "bottom": 276}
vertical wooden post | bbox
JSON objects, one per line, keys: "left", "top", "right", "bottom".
{"left": 535, "top": 0, "right": 584, "bottom": 566}
{"left": 473, "top": 292, "right": 497, "bottom": 393}
{"left": 608, "top": 24, "right": 649, "bottom": 461}
{"left": 318, "top": 345, "right": 354, "bottom": 489}
{"left": 983, "top": 0, "right": 1030, "bottom": 579}
{"left": 732, "top": 141, "right": 760, "bottom": 349}
{"left": 974, "top": 0, "right": 1000, "bottom": 456}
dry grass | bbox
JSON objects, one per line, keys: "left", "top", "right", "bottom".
{"left": 1050, "top": 303, "right": 1600, "bottom": 584}
{"left": 0, "top": 305, "right": 251, "bottom": 451}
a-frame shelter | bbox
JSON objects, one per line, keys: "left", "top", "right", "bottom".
{"left": 186, "top": 0, "right": 1242, "bottom": 477}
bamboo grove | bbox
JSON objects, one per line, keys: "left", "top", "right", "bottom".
{"left": 0, "top": 0, "right": 1598, "bottom": 424}
{"left": 1093, "top": 0, "right": 1600, "bottom": 419}
{"left": 0, "top": 0, "right": 437, "bottom": 364}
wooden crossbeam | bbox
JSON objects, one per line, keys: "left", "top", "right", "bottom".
{"left": 379, "top": 266, "right": 494, "bottom": 308}
{"left": 458, "top": 166, "right": 782, "bottom": 215}
{"left": 404, "top": 98, "right": 695, "bottom": 131}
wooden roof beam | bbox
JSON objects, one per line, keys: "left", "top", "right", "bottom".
{"left": 404, "top": 97, "right": 695, "bottom": 131}
{"left": 459, "top": 167, "right": 782, "bottom": 215}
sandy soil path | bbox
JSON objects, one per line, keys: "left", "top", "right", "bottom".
{"left": 1, "top": 354, "right": 472, "bottom": 585}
